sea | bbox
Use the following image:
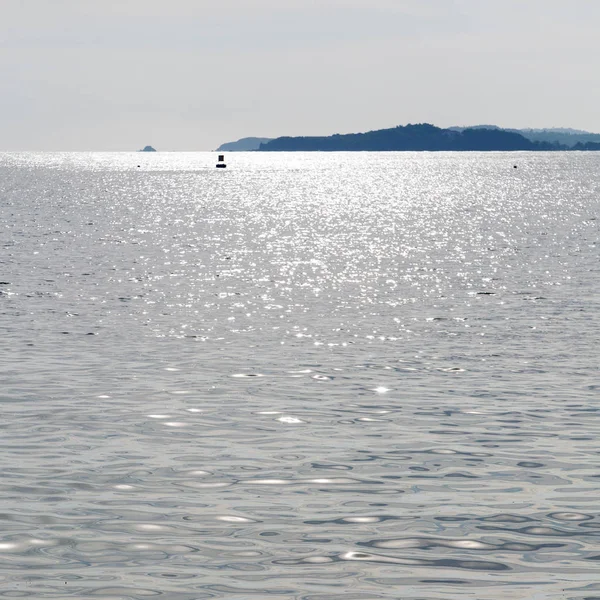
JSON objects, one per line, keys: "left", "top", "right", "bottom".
{"left": 1, "top": 151, "right": 599, "bottom": 600}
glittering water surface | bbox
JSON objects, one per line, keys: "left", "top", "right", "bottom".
{"left": 1, "top": 151, "right": 599, "bottom": 599}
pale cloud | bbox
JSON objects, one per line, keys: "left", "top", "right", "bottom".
{"left": 1, "top": 0, "right": 599, "bottom": 150}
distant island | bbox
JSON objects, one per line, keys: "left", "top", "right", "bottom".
{"left": 255, "top": 124, "right": 600, "bottom": 152}
{"left": 139, "top": 145, "right": 156, "bottom": 152}
{"left": 216, "top": 137, "right": 273, "bottom": 151}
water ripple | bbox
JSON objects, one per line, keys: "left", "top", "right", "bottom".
{"left": 1, "top": 151, "right": 599, "bottom": 598}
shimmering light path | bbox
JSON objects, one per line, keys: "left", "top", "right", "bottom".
{"left": 1, "top": 151, "right": 599, "bottom": 599}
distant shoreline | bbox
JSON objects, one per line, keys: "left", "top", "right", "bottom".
{"left": 217, "top": 124, "right": 600, "bottom": 153}
{"left": 257, "top": 124, "right": 600, "bottom": 152}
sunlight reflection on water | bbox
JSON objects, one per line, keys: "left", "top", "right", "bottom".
{"left": 1, "top": 151, "right": 599, "bottom": 599}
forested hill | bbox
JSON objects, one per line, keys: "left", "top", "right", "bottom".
{"left": 451, "top": 125, "right": 600, "bottom": 148}
{"left": 257, "top": 124, "right": 599, "bottom": 152}
{"left": 216, "top": 137, "right": 273, "bottom": 151}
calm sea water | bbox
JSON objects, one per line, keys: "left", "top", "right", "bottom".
{"left": 1, "top": 151, "right": 599, "bottom": 600}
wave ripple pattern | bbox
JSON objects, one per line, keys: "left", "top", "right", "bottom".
{"left": 1, "top": 151, "right": 599, "bottom": 599}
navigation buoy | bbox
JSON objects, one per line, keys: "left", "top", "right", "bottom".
{"left": 216, "top": 154, "right": 226, "bottom": 169}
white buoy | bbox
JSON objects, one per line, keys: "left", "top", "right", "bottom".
{"left": 216, "top": 154, "right": 226, "bottom": 168}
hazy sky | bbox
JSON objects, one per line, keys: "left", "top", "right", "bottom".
{"left": 2, "top": 0, "right": 600, "bottom": 150}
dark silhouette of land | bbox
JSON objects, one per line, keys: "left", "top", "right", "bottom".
{"left": 572, "top": 141, "right": 600, "bottom": 150}
{"left": 217, "top": 137, "right": 273, "bottom": 151}
{"left": 451, "top": 126, "right": 600, "bottom": 148}
{"left": 139, "top": 145, "right": 156, "bottom": 152}
{"left": 251, "top": 124, "right": 600, "bottom": 152}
